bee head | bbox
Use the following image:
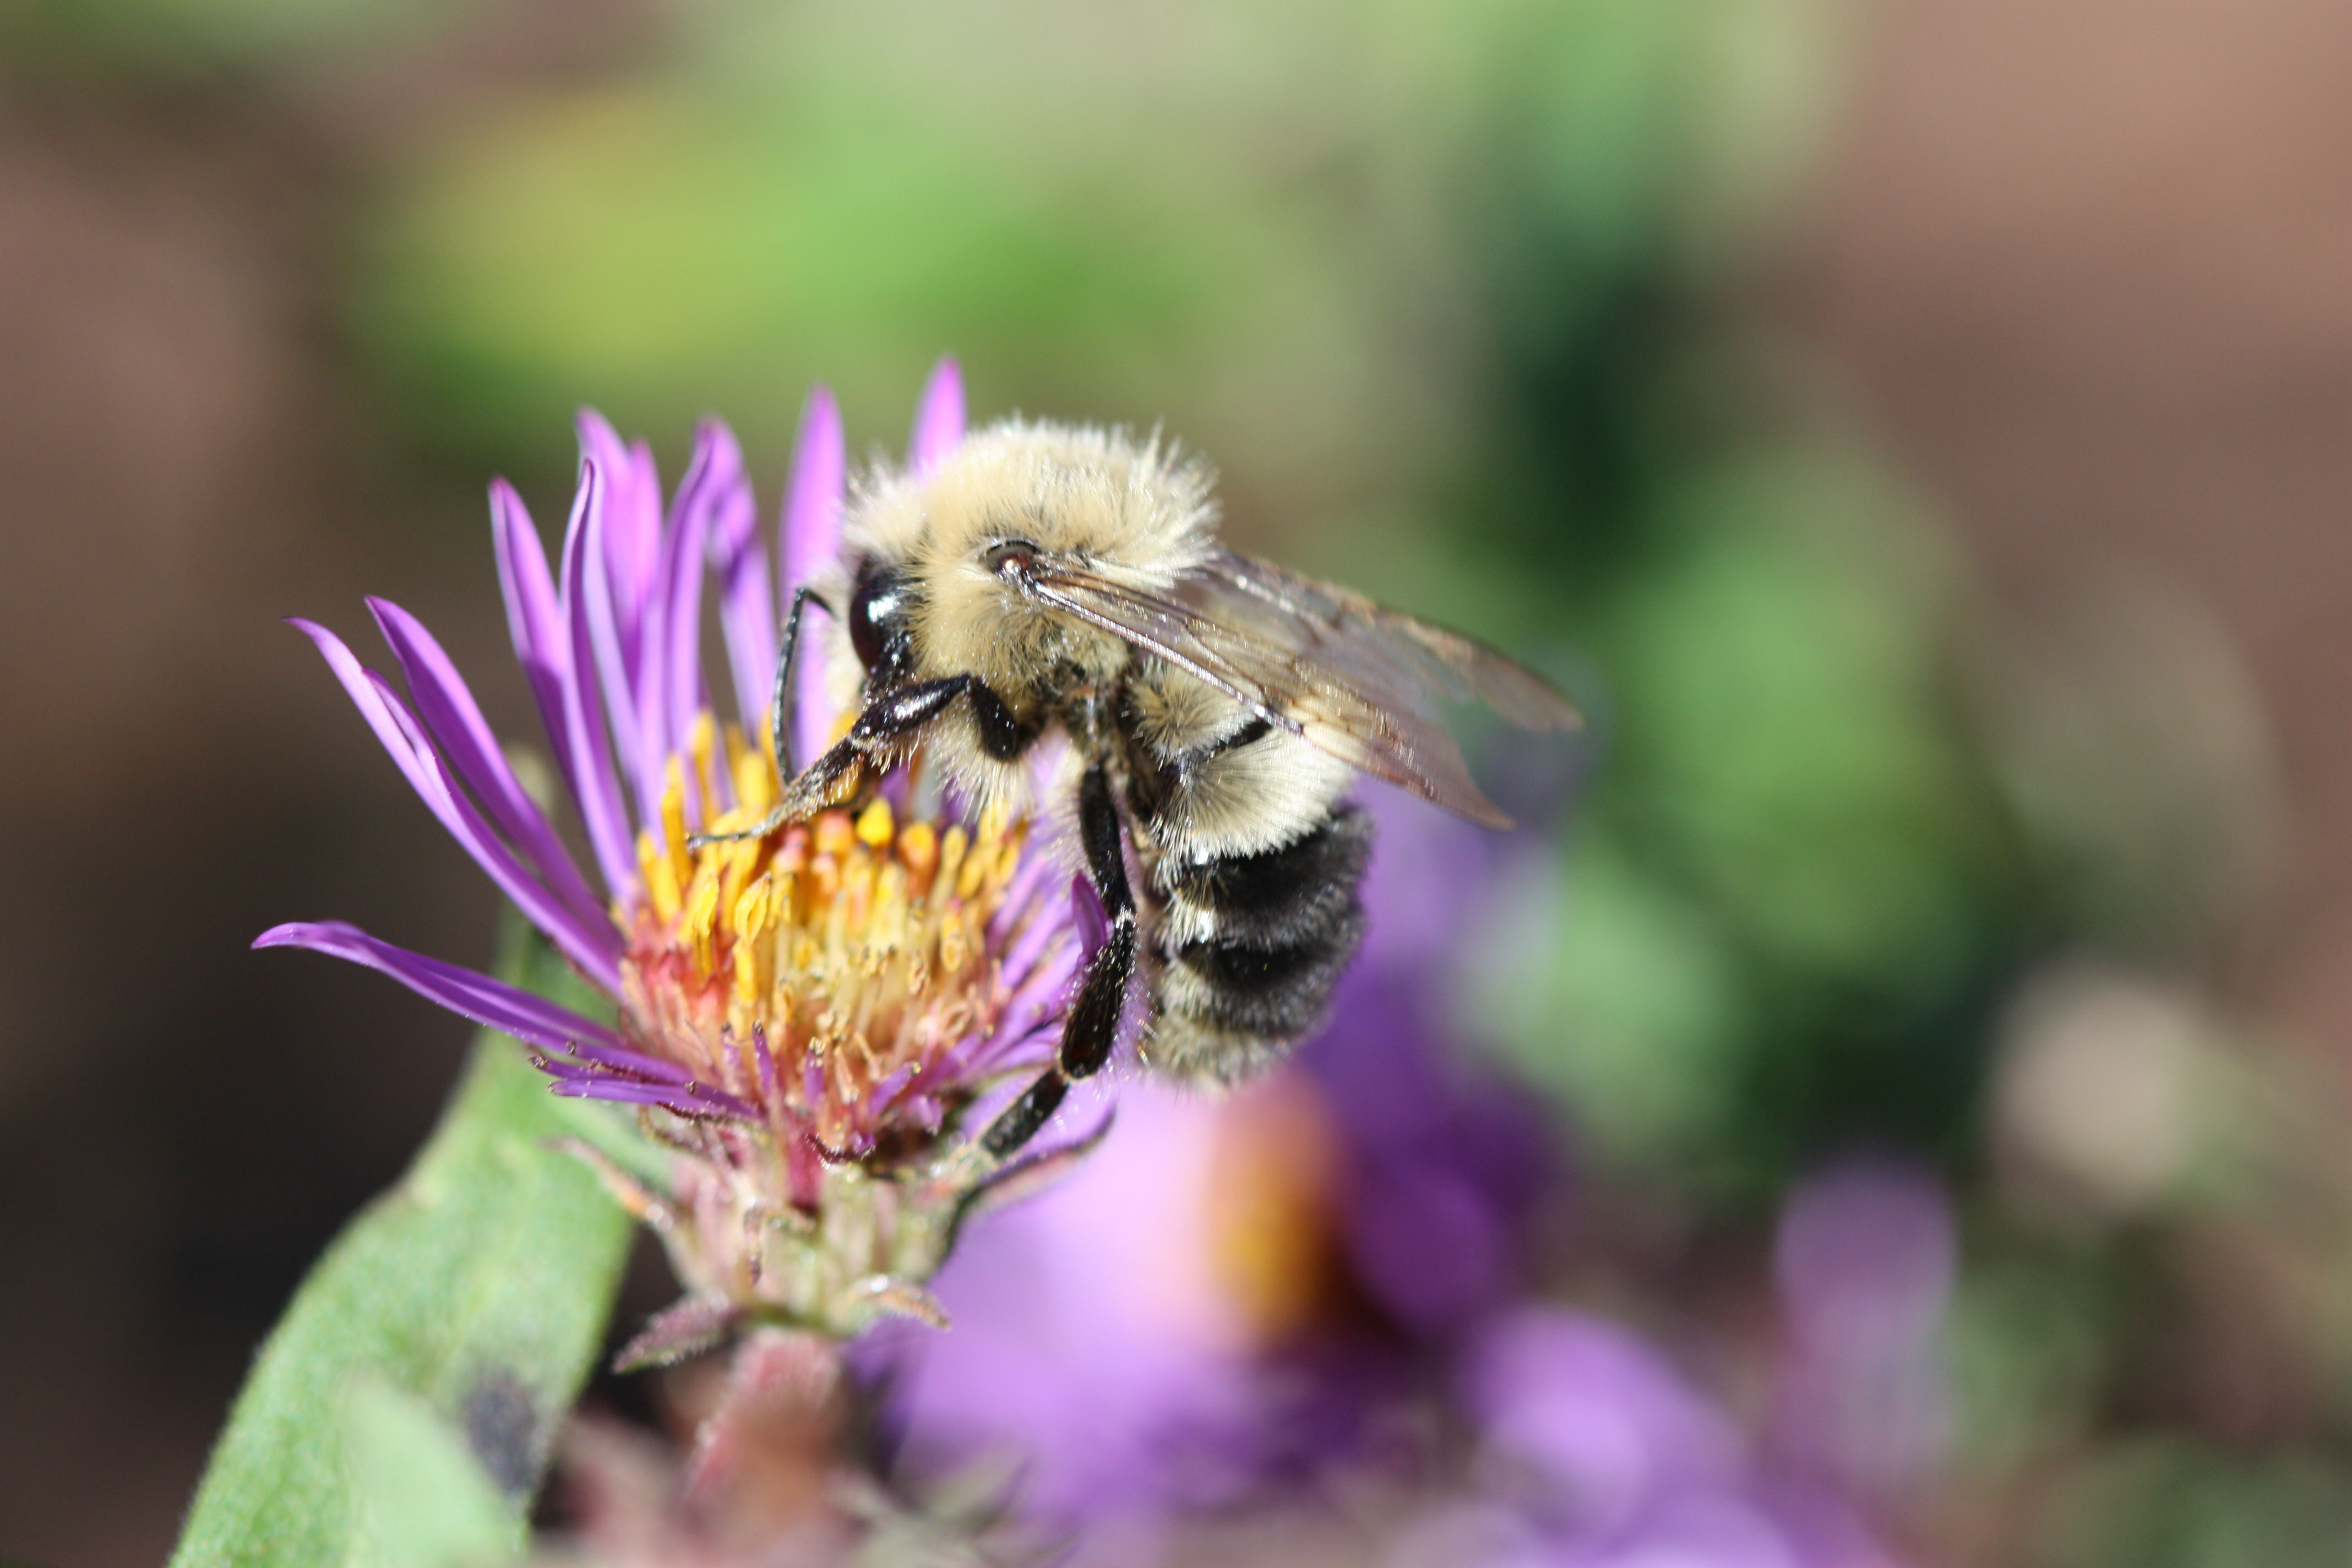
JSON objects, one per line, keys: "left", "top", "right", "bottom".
{"left": 840, "top": 418, "right": 1217, "bottom": 695}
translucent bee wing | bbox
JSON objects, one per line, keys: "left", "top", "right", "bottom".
{"left": 1186, "top": 550, "right": 1582, "bottom": 734}
{"left": 1020, "top": 549, "right": 1577, "bottom": 830}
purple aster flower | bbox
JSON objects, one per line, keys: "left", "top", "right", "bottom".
{"left": 873, "top": 1079, "right": 1274, "bottom": 1554}
{"left": 258, "top": 362, "right": 1097, "bottom": 1348}
{"left": 1302, "top": 787, "right": 1560, "bottom": 1338}
{"left": 1455, "top": 1307, "right": 1901, "bottom": 1568}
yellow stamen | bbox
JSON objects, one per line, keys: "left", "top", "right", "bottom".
{"left": 715, "top": 837, "right": 761, "bottom": 937}
{"left": 639, "top": 828, "right": 683, "bottom": 925}
{"left": 873, "top": 860, "right": 910, "bottom": 950}
{"left": 732, "top": 875, "right": 773, "bottom": 1010}
{"left": 990, "top": 824, "right": 1026, "bottom": 891}
{"left": 813, "top": 810, "right": 856, "bottom": 860}
{"left": 683, "top": 863, "right": 722, "bottom": 974}
{"left": 899, "top": 821, "right": 939, "bottom": 897}
{"left": 955, "top": 840, "right": 990, "bottom": 901}
{"left": 660, "top": 760, "right": 694, "bottom": 892}
{"left": 689, "top": 712, "right": 722, "bottom": 824}
{"left": 936, "top": 826, "right": 969, "bottom": 903}
{"left": 855, "top": 798, "right": 895, "bottom": 848}
{"left": 727, "top": 722, "right": 776, "bottom": 815}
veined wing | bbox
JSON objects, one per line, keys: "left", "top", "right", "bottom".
{"left": 1017, "top": 548, "right": 1577, "bottom": 829}
{"left": 1185, "top": 549, "right": 1581, "bottom": 733}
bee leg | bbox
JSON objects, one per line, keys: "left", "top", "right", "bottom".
{"left": 767, "top": 584, "right": 830, "bottom": 781}
{"left": 687, "top": 584, "right": 832, "bottom": 848}
{"left": 685, "top": 744, "right": 856, "bottom": 849}
{"left": 690, "top": 674, "right": 972, "bottom": 848}
{"left": 966, "top": 678, "right": 1041, "bottom": 761}
{"left": 982, "top": 762, "right": 1134, "bottom": 1159}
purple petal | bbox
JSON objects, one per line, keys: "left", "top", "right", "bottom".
{"left": 549, "top": 1078, "right": 756, "bottom": 1119}
{"left": 653, "top": 422, "right": 733, "bottom": 817}
{"left": 752, "top": 1024, "right": 779, "bottom": 1103}
{"left": 994, "top": 938, "right": 1084, "bottom": 1049}
{"left": 1070, "top": 874, "right": 1110, "bottom": 954}
{"left": 554, "top": 467, "right": 641, "bottom": 892}
{"left": 623, "top": 439, "right": 665, "bottom": 626}
{"left": 489, "top": 481, "right": 581, "bottom": 815}
{"left": 547, "top": 1035, "right": 698, "bottom": 1086}
{"left": 578, "top": 410, "right": 657, "bottom": 679}
{"left": 355, "top": 663, "right": 624, "bottom": 990}
{"left": 366, "top": 597, "right": 608, "bottom": 933}
{"left": 533, "top": 1048, "right": 747, "bottom": 1113}
{"left": 290, "top": 618, "right": 438, "bottom": 802}
{"left": 1462, "top": 1306, "right": 1742, "bottom": 1522}
{"left": 712, "top": 433, "right": 776, "bottom": 739}
{"left": 255, "top": 920, "right": 620, "bottom": 1053}
{"left": 1000, "top": 877, "right": 1082, "bottom": 990}
{"left": 907, "top": 357, "right": 965, "bottom": 475}
{"left": 578, "top": 453, "right": 661, "bottom": 825}
{"left": 780, "top": 386, "right": 844, "bottom": 771}
{"left": 931, "top": 1012, "right": 1060, "bottom": 1087}
{"left": 987, "top": 840, "right": 1065, "bottom": 946}
{"left": 867, "top": 1060, "right": 920, "bottom": 1117}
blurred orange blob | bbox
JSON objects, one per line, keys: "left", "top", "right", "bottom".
{"left": 1202, "top": 1070, "right": 1346, "bottom": 1346}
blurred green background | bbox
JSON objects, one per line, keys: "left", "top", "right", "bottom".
{"left": 0, "top": 0, "right": 2344, "bottom": 1563}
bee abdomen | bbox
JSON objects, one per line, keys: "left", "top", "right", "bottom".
{"left": 1145, "top": 807, "right": 1371, "bottom": 1084}
{"left": 1157, "top": 805, "right": 1372, "bottom": 948}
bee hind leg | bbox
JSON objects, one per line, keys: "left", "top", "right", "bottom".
{"left": 981, "top": 761, "right": 1134, "bottom": 1159}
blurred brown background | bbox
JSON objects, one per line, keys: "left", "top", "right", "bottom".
{"left": 0, "top": 0, "right": 2343, "bottom": 1561}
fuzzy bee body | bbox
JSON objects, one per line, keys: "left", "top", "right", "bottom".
{"left": 726, "top": 419, "right": 1578, "bottom": 1156}
{"left": 1114, "top": 663, "right": 1373, "bottom": 1086}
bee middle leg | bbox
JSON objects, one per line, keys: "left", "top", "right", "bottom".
{"left": 982, "top": 760, "right": 1134, "bottom": 1158}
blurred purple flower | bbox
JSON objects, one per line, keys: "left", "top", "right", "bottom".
{"left": 1303, "top": 789, "right": 1560, "bottom": 1336}
{"left": 257, "top": 361, "right": 1097, "bottom": 1341}
{"left": 865, "top": 777, "right": 1905, "bottom": 1566}
{"left": 1452, "top": 1307, "right": 1900, "bottom": 1568}
{"left": 866, "top": 790, "right": 1571, "bottom": 1549}
{"left": 1770, "top": 1159, "right": 1956, "bottom": 1502}
{"left": 873, "top": 1080, "right": 1271, "bottom": 1560}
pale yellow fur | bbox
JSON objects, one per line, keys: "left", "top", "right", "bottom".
{"left": 821, "top": 420, "right": 1232, "bottom": 818}
{"left": 843, "top": 420, "right": 1215, "bottom": 690}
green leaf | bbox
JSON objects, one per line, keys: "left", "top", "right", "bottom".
{"left": 341, "top": 1380, "right": 516, "bottom": 1568}
{"left": 170, "top": 932, "right": 638, "bottom": 1568}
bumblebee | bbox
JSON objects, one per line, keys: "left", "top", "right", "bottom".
{"left": 712, "top": 420, "right": 1578, "bottom": 1157}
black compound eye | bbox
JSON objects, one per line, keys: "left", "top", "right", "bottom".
{"left": 983, "top": 538, "right": 1040, "bottom": 578}
{"left": 847, "top": 559, "right": 906, "bottom": 671}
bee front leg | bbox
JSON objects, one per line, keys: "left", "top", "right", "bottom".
{"left": 689, "top": 584, "right": 836, "bottom": 848}
{"left": 982, "top": 761, "right": 1134, "bottom": 1158}
{"left": 767, "top": 584, "right": 829, "bottom": 781}
{"left": 689, "top": 675, "right": 972, "bottom": 848}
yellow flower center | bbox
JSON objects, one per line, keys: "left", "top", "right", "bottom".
{"left": 617, "top": 713, "right": 1036, "bottom": 1156}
